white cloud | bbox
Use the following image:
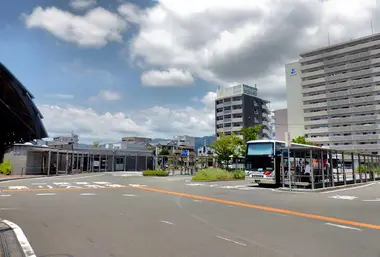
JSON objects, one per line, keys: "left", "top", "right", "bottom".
{"left": 45, "top": 94, "right": 75, "bottom": 99}
{"left": 38, "top": 91, "right": 216, "bottom": 142}
{"left": 125, "top": 0, "right": 377, "bottom": 109}
{"left": 69, "top": 0, "right": 97, "bottom": 10}
{"left": 89, "top": 90, "right": 121, "bottom": 101}
{"left": 23, "top": 7, "right": 127, "bottom": 47}
{"left": 141, "top": 68, "right": 194, "bottom": 87}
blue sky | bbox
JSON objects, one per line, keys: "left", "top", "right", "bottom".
{"left": 0, "top": 0, "right": 376, "bottom": 143}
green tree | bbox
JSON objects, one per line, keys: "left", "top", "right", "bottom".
{"left": 92, "top": 141, "right": 100, "bottom": 148}
{"left": 240, "top": 125, "right": 262, "bottom": 143}
{"left": 209, "top": 134, "right": 236, "bottom": 169}
{"left": 159, "top": 149, "right": 170, "bottom": 155}
{"left": 238, "top": 125, "right": 262, "bottom": 157}
{"left": 291, "top": 136, "right": 315, "bottom": 145}
{"left": 230, "top": 133, "right": 244, "bottom": 169}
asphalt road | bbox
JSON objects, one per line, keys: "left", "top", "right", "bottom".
{"left": 0, "top": 172, "right": 379, "bottom": 257}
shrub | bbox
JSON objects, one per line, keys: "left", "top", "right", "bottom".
{"left": 0, "top": 161, "right": 12, "bottom": 175}
{"left": 142, "top": 170, "right": 169, "bottom": 177}
{"left": 192, "top": 168, "right": 245, "bottom": 181}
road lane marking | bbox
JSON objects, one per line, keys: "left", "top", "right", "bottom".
{"left": 0, "top": 185, "right": 130, "bottom": 193}
{"left": 160, "top": 220, "right": 174, "bottom": 225}
{"left": 135, "top": 186, "right": 380, "bottom": 230}
{"left": 129, "top": 184, "right": 147, "bottom": 187}
{"left": 321, "top": 182, "right": 377, "bottom": 194}
{"left": 0, "top": 208, "right": 20, "bottom": 210}
{"left": 328, "top": 195, "right": 358, "bottom": 200}
{"left": 75, "top": 182, "right": 89, "bottom": 185}
{"left": 32, "top": 183, "right": 47, "bottom": 185}
{"left": 63, "top": 173, "right": 105, "bottom": 180}
{"left": 363, "top": 198, "right": 380, "bottom": 202}
{"left": 1, "top": 219, "right": 37, "bottom": 257}
{"left": 8, "top": 186, "right": 28, "bottom": 190}
{"left": 80, "top": 193, "right": 96, "bottom": 196}
{"left": 193, "top": 199, "right": 202, "bottom": 202}
{"left": 0, "top": 195, "right": 11, "bottom": 197}
{"left": 324, "top": 223, "right": 361, "bottom": 231}
{"left": 93, "top": 182, "right": 110, "bottom": 185}
{"left": 36, "top": 193, "right": 56, "bottom": 196}
{"left": 122, "top": 194, "right": 136, "bottom": 197}
{"left": 216, "top": 236, "right": 246, "bottom": 246}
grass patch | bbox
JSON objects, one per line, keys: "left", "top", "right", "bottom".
{"left": 192, "top": 168, "right": 245, "bottom": 181}
{"left": 142, "top": 170, "right": 169, "bottom": 177}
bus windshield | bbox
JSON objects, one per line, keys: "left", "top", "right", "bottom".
{"left": 247, "top": 142, "right": 274, "bottom": 156}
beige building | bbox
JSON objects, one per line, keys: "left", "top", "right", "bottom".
{"left": 274, "top": 109, "right": 288, "bottom": 141}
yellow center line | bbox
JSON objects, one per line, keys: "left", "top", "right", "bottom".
{"left": 135, "top": 186, "right": 380, "bottom": 230}
{"left": 1, "top": 186, "right": 131, "bottom": 193}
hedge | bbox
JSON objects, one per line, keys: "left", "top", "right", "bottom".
{"left": 142, "top": 170, "right": 169, "bottom": 177}
{"left": 0, "top": 161, "right": 12, "bottom": 175}
{"left": 192, "top": 168, "right": 245, "bottom": 181}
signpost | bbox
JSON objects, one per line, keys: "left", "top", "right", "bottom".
{"left": 285, "top": 132, "right": 291, "bottom": 190}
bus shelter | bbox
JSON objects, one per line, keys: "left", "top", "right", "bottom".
{"left": 278, "top": 146, "right": 380, "bottom": 190}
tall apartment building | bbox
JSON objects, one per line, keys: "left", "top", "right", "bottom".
{"left": 215, "top": 84, "right": 270, "bottom": 139}
{"left": 299, "top": 33, "right": 380, "bottom": 154}
{"left": 274, "top": 108, "right": 288, "bottom": 141}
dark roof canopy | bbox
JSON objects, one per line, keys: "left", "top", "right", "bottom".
{"left": 0, "top": 62, "right": 48, "bottom": 148}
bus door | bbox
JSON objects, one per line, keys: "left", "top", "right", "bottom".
{"left": 275, "top": 156, "right": 282, "bottom": 185}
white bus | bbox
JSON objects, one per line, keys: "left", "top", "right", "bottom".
{"left": 245, "top": 140, "right": 333, "bottom": 186}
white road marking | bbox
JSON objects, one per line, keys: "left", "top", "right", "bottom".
{"left": 63, "top": 173, "right": 105, "bottom": 180}
{"left": 328, "top": 195, "right": 358, "bottom": 200}
{"left": 53, "top": 182, "right": 70, "bottom": 185}
{"left": 65, "top": 186, "right": 82, "bottom": 189}
{"left": 47, "top": 185, "right": 53, "bottom": 189}
{"left": 321, "top": 182, "right": 376, "bottom": 194}
{"left": 93, "top": 182, "right": 110, "bottom": 185}
{"left": 216, "top": 236, "right": 247, "bottom": 246}
{"left": 106, "top": 184, "right": 124, "bottom": 187}
{"left": 129, "top": 184, "right": 147, "bottom": 187}
{"left": 160, "top": 220, "right": 174, "bottom": 225}
{"left": 324, "top": 223, "right": 361, "bottom": 231}
{"left": 38, "top": 186, "right": 43, "bottom": 188}
{"left": 85, "top": 185, "right": 104, "bottom": 188}
{"left": 193, "top": 199, "right": 202, "bottom": 202}
{"left": 186, "top": 183, "right": 205, "bottom": 186}
{"left": 75, "top": 182, "right": 89, "bottom": 185}
{"left": 1, "top": 219, "right": 37, "bottom": 257}
{"left": 0, "top": 208, "right": 20, "bottom": 210}
{"left": 122, "top": 194, "right": 136, "bottom": 197}
{"left": 36, "top": 193, "right": 56, "bottom": 196}
{"left": 363, "top": 198, "right": 380, "bottom": 202}
{"left": 32, "top": 183, "right": 47, "bottom": 185}
{"left": 8, "top": 186, "right": 29, "bottom": 190}
{"left": 0, "top": 195, "right": 11, "bottom": 197}
{"left": 80, "top": 193, "right": 96, "bottom": 196}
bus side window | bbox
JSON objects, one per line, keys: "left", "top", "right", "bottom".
{"left": 275, "top": 143, "right": 285, "bottom": 155}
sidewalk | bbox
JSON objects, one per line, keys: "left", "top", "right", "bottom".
{"left": 0, "top": 175, "right": 46, "bottom": 182}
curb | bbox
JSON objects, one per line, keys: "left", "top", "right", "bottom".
{"left": 276, "top": 181, "right": 378, "bottom": 193}
{"left": 0, "top": 176, "right": 47, "bottom": 183}
{"left": 0, "top": 219, "right": 36, "bottom": 257}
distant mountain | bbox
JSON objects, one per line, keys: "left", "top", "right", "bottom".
{"left": 151, "top": 135, "right": 216, "bottom": 150}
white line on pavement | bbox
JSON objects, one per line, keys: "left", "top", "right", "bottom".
{"left": 216, "top": 236, "right": 247, "bottom": 246}
{"left": 321, "top": 182, "right": 376, "bottom": 194}
{"left": 31, "top": 183, "right": 47, "bottom": 185}
{"left": 160, "top": 220, "right": 175, "bottom": 225}
{"left": 0, "top": 195, "right": 11, "bottom": 197}
{"left": 122, "top": 194, "right": 136, "bottom": 197}
{"left": 36, "top": 193, "right": 56, "bottom": 196}
{"left": 324, "top": 223, "right": 361, "bottom": 231}
{"left": 63, "top": 173, "right": 105, "bottom": 180}
{"left": 0, "top": 208, "right": 20, "bottom": 210}
{"left": 363, "top": 198, "right": 380, "bottom": 202}
{"left": 193, "top": 199, "right": 202, "bottom": 202}
{"left": 80, "top": 193, "right": 96, "bottom": 196}
{"left": 1, "top": 219, "right": 37, "bottom": 257}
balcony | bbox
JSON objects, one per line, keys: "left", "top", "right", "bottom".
{"left": 305, "top": 127, "right": 329, "bottom": 134}
{"left": 262, "top": 105, "right": 270, "bottom": 113}
{"left": 301, "top": 61, "right": 324, "bottom": 71}
{"left": 328, "top": 126, "right": 351, "bottom": 133}
{"left": 224, "top": 118, "right": 232, "bottom": 123}
{"left": 327, "top": 99, "right": 350, "bottom": 107}
{"left": 351, "top": 124, "right": 380, "bottom": 131}
{"left": 231, "top": 126, "right": 243, "bottom": 131}
{"left": 224, "top": 109, "right": 232, "bottom": 114}
{"left": 301, "top": 77, "right": 326, "bottom": 87}
{"left": 216, "top": 128, "right": 224, "bottom": 133}
{"left": 326, "top": 76, "right": 379, "bottom": 90}
{"left": 303, "top": 102, "right": 327, "bottom": 109}
{"left": 216, "top": 120, "right": 224, "bottom": 125}
{"left": 325, "top": 59, "right": 373, "bottom": 74}
{"left": 354, "top": 134, "right": 380, "bottom": 141}
{"left": 231, "top": 109, "right": 242, "bottom": 114}
{"left": 322, "top": 40, "right": 380, "bottom": 59}
{"left": 309, "top": 136, "right": 330, "bottom": 142}
{"left": 303, "top": 93, "right": 327, "bottom": 101}
{"left": 302, "top": 85, "right": 326, "bottom": 94}
{"left": 304, "top": 111, "right": 328, "bottom": 118}
{"left": 231, "top": 117, "right": 243, "bottom": 123}
{"left": 232, "top": 100, "right": 242, "bottom": 105}
{"left": 304, "top": 119, "right": 329, "bottom": 125}
{"left": 324, "top": 50, "right": 375, "bottom": 66}
{"left": 301, "top": 69, "right": 324, "bottom": 79}
{"left": 333, "top": 144, "right": 380, "bottom": 151}
{"left": 262, "top": 128, "right": 270, "bottom": 136}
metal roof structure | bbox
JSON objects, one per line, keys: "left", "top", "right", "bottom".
{"left": 0, "top": 63, "right": 48, "bottom": 160}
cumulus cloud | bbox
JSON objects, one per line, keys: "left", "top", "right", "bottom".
{"left": 23, "top": 6, "right": 127, "bottom": 47}
{"left": 141, "top": 68, "right": 194, "bottom": 87}
{"left": 38, "top": 91, "right": 216, "bottom": 142}
{"left": 125, "top": 0, "right": 377, "bottom": 108}
{"left": 69, "top": 0, "right": 97, "bottom": 10}
{"left": 88, "top": 90, "right": 121, "bottom": 101}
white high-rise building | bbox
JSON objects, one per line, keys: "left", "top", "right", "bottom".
{"left": 289, "top": 33, "right": 380, "bottom": 154}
